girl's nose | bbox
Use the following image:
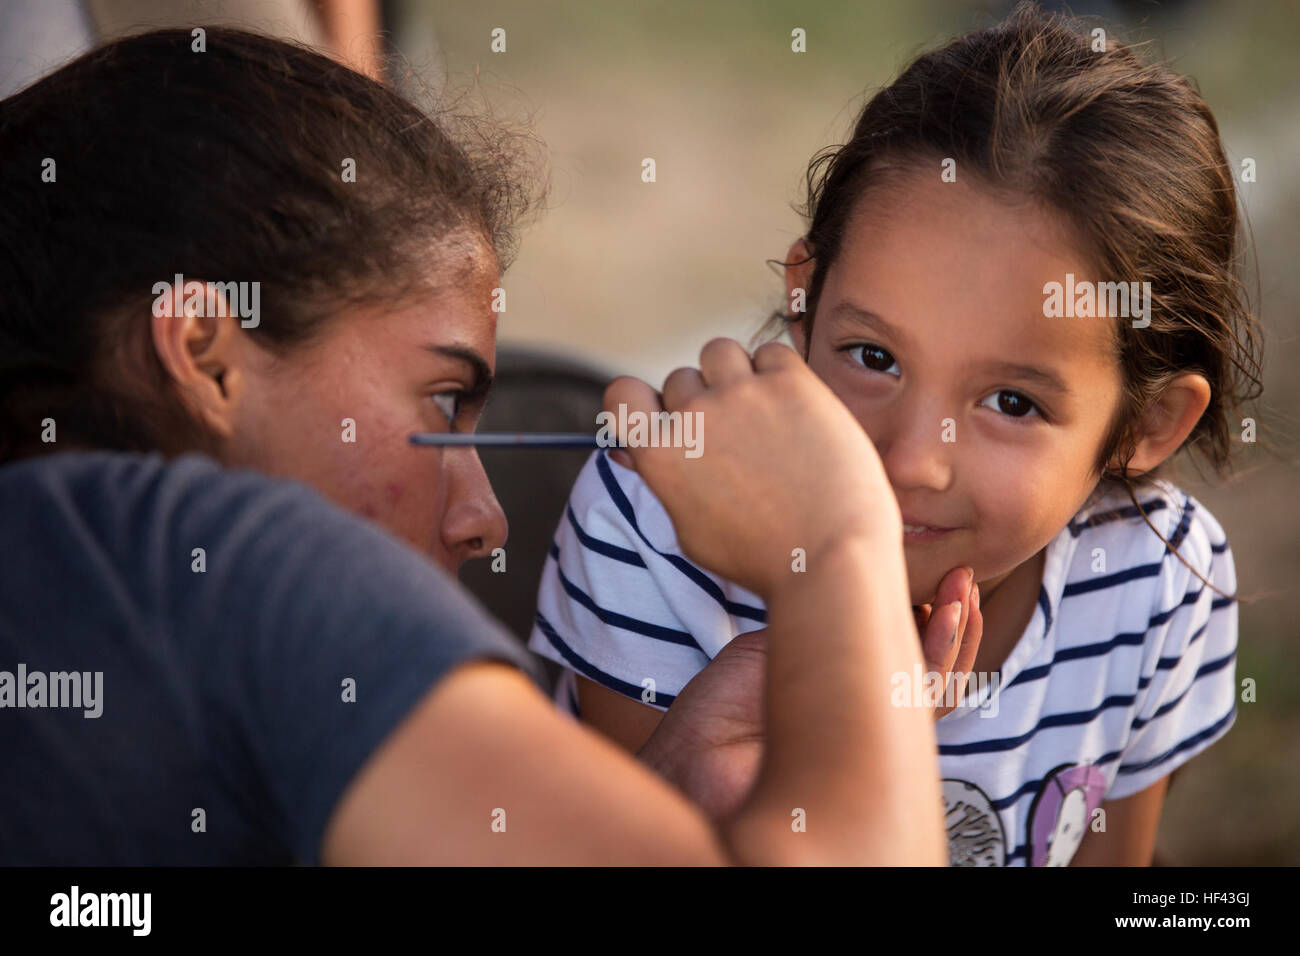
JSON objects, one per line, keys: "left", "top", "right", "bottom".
{"left": 874, "top": 398, "right": 956, "bottom": 493}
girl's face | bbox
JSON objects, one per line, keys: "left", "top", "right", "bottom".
{"left": 224, "top": 242, "right": 506, "bottom": 574}
{"left": 791, "top": 170, "right": 1124, "bottom": 605}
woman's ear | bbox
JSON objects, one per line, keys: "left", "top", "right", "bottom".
{"left": 149, "top": 281, "right": 248, "bottom": 439}
{"left": 785, "top": 239, "right": 815, "bottom": 356}
{"left": 1110, "top": 373, "right": 1211, "bottom": 477}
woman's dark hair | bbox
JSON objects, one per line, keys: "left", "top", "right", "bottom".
{"left": 764, "top": 2, "right": 1265, "bottom": 592}
{"left": 0, "top": 27, "right": 543, "bottom": 462}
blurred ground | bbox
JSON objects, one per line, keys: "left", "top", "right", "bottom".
{"left": 415, "top": 0, "right": 1299, "bottom": 864}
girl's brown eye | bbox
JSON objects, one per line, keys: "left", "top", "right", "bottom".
{"left": 980, "top": 389, "right": 1041, "bottom": 419}
{"left": 846, "top": 343, "right": 900, "bottom": 377}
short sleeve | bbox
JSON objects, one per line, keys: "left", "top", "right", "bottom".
{"left": 528, "top": 450, "right": 736, "bottom": 711}
{"left": 1107, "top": 494, "right": 1238, "bottom": 800}
{"left": 158, "top": 458, "right": 543, "bottom": 864}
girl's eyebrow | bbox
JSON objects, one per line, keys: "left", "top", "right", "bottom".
{"left": 975, "top": 359, "right": 1072, "bottom": 396}
{"left": 422, "top": 344, "right": 494, "bottom": 398}
{"left": 826, "top": 301, "right": 914, "bottom": 347}
{"left": 827, "top": 301, "right": 1072, "bottom": 396}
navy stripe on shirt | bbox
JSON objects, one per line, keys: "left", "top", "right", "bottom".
{"left": 940, "top": 694, "right": 1138, "bottom": 757}
{"left": 1167, "top": 496, "right": 1195, "bottom": 551}
{"left": 1061, "top": 560, "right": 1164, "bottom": 597}
{"left": 1067, "top": 498, "right": 1167, "bottom": 537}
{"left": 1132, "top": 649, "right": 1236, "bottom": 730}
{"left": 534, "top": 611, "right": 679, "bottom": 707}
{"left": 550, "top": 542, "right": 704, "bottom": 650}
{"left": 1001, "top": 704, "right": 1234, "bottom": 863}
{"left": 595, "top": 451, "right": 767, "bottom": 623}
{"left": 1117, "top": 703, "right": 1236, "bottom": 776}
{"left": 943, "top": 645, "right": 1233, "bottom": 758}
{"left": 565, "top": 504, "right": 646, "bottom": 568}
{"left": 1154, "top": 614, "right": 1216, "bottom": 671}
{"left": 1006, "top": 580, "right": 1233, "bottom": 692}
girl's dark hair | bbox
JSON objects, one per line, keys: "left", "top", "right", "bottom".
{"left": 766, "top": 2, "right": 1265, "bottom": 592}
{"left": 0, "top": 27, "right": 543, "bottom": 462}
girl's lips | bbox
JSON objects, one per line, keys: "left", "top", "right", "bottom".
{"left": 902, "top": 524, "right": 956, "bottom": 541}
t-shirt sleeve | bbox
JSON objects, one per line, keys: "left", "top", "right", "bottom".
{"left": 159, "top": 457, "right": 543, "bottom": 865}
{"left": 527, "top": 450, "right": 718, "bottom": 711}
{"left": 1107, "top": 494, "right": 1239, "bottom": 800}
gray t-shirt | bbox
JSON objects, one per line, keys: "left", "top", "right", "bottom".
{"left": 0, "top": 451, "right": 541, "bottom": 865}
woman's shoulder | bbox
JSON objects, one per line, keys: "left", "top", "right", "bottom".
{"left": 3, "top": 447, "right": 288, "bottom": 503}
{"left": 0, "top": 448, "right": 353, "bottom": 549}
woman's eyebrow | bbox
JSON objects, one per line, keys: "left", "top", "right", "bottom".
{"left": 422, "top": 344, "right": 494, "bottom": 397}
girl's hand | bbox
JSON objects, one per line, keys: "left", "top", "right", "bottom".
{"left": 913, "top": 566, "right": 983, "bottom": 720}
{"left": 605, "top": 338, "right": 902, "bottom": 598}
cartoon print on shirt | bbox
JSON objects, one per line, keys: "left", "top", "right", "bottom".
{"left": 1026, "top": 762, "right": 1108, "bottom": 866}
{"left": 943, "top": 778, "right": 1006, "bottom": 866}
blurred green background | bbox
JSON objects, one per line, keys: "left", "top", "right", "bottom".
{"left": 409, "top": 0, "right": 1299, "bottom": 865}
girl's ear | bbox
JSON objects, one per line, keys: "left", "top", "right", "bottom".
{"left": 149, "top": 281, "right": 248, "bottom": 440}
{"left": 785, "top": 239, "right": 815, "bottom": 357}
{"left": 1110, "top": 373, "right": 1212, "bottom": 477}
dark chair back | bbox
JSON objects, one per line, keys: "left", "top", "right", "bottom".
{"left": 458, "top": 346, "right": 614, "bottom": 692}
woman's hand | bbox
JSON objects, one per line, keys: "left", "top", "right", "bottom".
{"left": 638, "top": 629, "right": 767, "bottom": 821}
{"left": 606, "top": 338, "right": 901, "bottom": 598}
{"left": 913, "top": 566, "right": 984, "bottom": 720}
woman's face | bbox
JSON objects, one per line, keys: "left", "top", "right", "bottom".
{"left": 792, "top": 171, "right": 1125, "bottom": 605}
{"left": 224, "top": 243, "right": 506, "bottom": 574}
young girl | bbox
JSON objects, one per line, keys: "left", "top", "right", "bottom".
{"left": 529, "top": 4, "right": 1262, "bottom": 866}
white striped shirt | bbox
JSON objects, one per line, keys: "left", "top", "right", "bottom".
{"left": 529, "top": 449, "right": 1238, "bottom": 866}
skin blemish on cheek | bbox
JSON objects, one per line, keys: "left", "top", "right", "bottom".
{"left": 385, "top": 482, "right": 404, "bottom": 505}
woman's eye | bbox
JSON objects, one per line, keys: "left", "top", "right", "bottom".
{"left": 979, "top": 389, "right": 1041, "bottom": 419}
{"left": 431, "top": 391, "right": 463, "bottom": 425}
{"left": 845, "top": 343, "right": 900, "bottom": 377}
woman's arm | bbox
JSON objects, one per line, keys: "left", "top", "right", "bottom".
{"left": 578, "top": 563, "right": 982, "bottom": 823}
{"left": 322, "top": 661, "right": 728, "bottom": 865}
{"left": 323, "top": 533, "right": 940, "bottom": 865}
{"left": 326, "top": 339, "right": 946, "bottom": 865}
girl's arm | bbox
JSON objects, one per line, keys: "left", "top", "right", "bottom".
{"left": 1073, "top": 492, "right": 1238, "bottom": 866}
{"left": 579, "top": 677, "right": 664, "bottom": 752}
{"left": 1069, "top": 777, "right": 1169, "bottom": 866}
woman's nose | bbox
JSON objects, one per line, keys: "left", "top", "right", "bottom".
{"left": 439, "top": 449, "right": 508, "bottom": 567}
